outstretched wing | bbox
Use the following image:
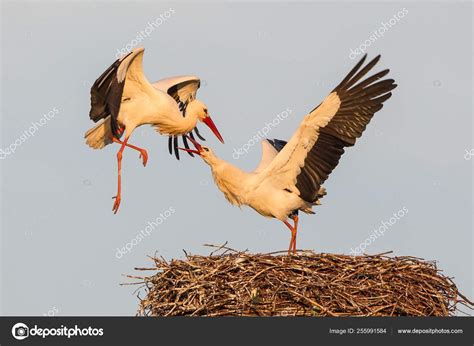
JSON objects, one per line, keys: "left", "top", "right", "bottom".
{"left": 260, "top": 54, "right": 396, "bottom": 203}
{"left": 89, "top": 47, "right": 147, "bottom": 138}
{"left": 152, "top": 76, "right": 204, "bottom": 160}
{"left": 153, "top": 76, "right": 200, "bottom": 112}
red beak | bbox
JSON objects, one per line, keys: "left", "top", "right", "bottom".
{"left": 203, "top": 116, "right": 224, "bottom": 144}
{"left": 178, "top": 135, "right": 203, "bottom": 156}
{"left": 178, "top": 148, "right": 200, "bottom": 155}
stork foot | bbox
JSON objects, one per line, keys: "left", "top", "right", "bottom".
{"left": 112, "top": 136, "right": 148, "bottom": 167}
{"left": 112, "top": 194, "right": 121, "bottom": 214}
{"left": 138, "top": 149, "right": 148, "bottom": 167}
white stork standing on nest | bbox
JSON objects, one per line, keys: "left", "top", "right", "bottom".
{"left": 84, "top": 47, "right": 224, "bottom": 214}
{"left": 180, "top": 54, "right": 396, "bottom": 254}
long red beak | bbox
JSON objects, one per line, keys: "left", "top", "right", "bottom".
{"left": 178, "top": 148, "right": 200, "bottom": 155}
{"left": 203, "top": 116, "right": 224, "bottom": 144}
{"left": 178, "top": 135, "right": 203, "bottom": 156}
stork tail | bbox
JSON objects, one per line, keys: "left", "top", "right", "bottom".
{"left": 84, "top": 116, "right": 114, "bottom": 149}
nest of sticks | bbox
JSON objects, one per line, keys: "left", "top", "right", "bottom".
{"left": 127, "top": 245, "right": 473, "bottom": 317}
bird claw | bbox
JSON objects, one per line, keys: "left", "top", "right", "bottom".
{"left": 139, "top": 149, "right": 148, "bottom": 166}
{"left": 112, "top": 195, "right": 121, "bottom": 214}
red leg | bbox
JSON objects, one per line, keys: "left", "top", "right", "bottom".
{"left": 283, "top": 220, "right": 297, "bottom": 255}
{"left": 283, "top": 215, "right": 299, "bottom": 255}
{"left": 112, "top": 137, "right": 128, "bottom": 214}
{"left": 291, "top": 215, "right": 299, "bottom": 252}
{"left": 112, "top": 137, "right": 148, "bottom": 166}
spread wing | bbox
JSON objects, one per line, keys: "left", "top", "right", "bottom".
{"left": 152, "top": 76, "right": 200, "bottom": 113}
{"left": 152, "top": 76, "right": 204, "bottom": 160}
{"left": 89, "top": 47, "right": 148, "bottom": 138}
{"left": 259, "top": 54, "right": 397, "bottom": 203}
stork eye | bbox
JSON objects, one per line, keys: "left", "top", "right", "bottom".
{"left": 204, "top": 148, "right": 209, "bottom": 152}
{"left": 204, "top": 108, "right": 208, "bottom": 114}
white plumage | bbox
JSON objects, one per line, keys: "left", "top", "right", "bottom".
{"left": 85, "top": 47, "right": 224, "bottom": 213}
{"left": 181, "top": 54, "right": 396, "bottom": 253}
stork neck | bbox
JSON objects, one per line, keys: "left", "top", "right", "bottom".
{"left": 207, "top": 157, "right": 249, "bottom": 206}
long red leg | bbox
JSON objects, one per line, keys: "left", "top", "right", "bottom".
{"left": 291, "top": 215, "right": 299, "bottom": 252}
{"left": 283, "top": 215, "right": 299, "bottom": 255}
{"left": 112, "top": 137, "right": 148, "bottom": 166}
{"left": 112, "top": 137, "right": 128, "bottom": 214}
{"left": 283, "top": 220, "right": 297, "bottom": 255}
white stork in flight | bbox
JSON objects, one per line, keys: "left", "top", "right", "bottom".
{"left": 84, "top": 47, "right": 224, "bottom": 214}
{"left": 180, "top": 54, "right": 396, "bottom": 254}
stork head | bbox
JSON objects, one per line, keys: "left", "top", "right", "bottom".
{"left": 178, "top": 135, "right": 217, "bottom": 165}
{"left": 186, "top": 100, "right": 224, "bottom": 144}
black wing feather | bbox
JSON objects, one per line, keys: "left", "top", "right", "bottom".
{"left": 271, "top": 55, "right": 396, "bottom": 203}
{"left": 194, "top": 126, "right": 206, "bottom": 141}
{"left": 182, "top": 135, "right": 194, "bottom": 157}
{"left": 168, "top": 136, "right": 173, "bottom": 155}
{"left": 89, "top": 52, "right": 133, "bottom": 138}
{"left": 173, "top": 136, "right": 180, "bottom": 160}
{"left": 167, "top": 79, "right": 200, "bottom": 115}
{"left": 319, "top": 55, "right": 396, "bottom": 146}
{"left": 166, "top": 78, "right": 202, "bottom": 159}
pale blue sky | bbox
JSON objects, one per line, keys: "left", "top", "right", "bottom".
{"left": 1, "top": 1, "right": 472, "bottom": 315}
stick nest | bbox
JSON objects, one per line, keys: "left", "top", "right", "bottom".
{"left": 128, "top": 246, "right": 473, "bottom": 317}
